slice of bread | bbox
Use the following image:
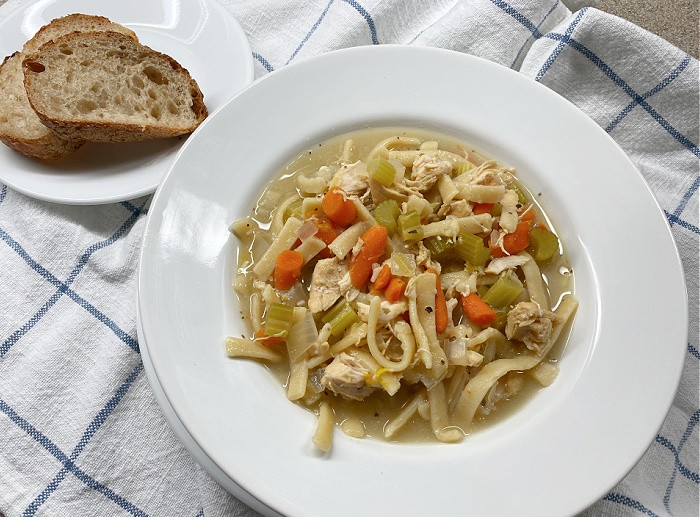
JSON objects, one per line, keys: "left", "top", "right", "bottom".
{"left": 0, "top": 52, "right": 83, "bottom": 159}
{"left": 0, "top": 14, "right": 137, "bottom": 159}
{"left": 23, "top": 31, "right": 208, "bottom": 143}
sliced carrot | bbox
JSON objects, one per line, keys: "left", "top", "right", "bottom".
{"left": 350, "top": 225, "right": 388, "bottom": 289}
{"left": 307, "top": 215, "right": 340, "bottom": 259}
{"left": 491, "top": 221, "right": 532, "bottom": 258}
{"left": 385, "top": 277, "right": 407, "bottom": 303}
{"left": 519, "top": 206, "right": 537, "bottom": 225}
{"left": 254, "top": 328, "right": 285, "bottom": 346}
{"left": 273, "top": 249, "right": 304, "bottom": 290}
{"left": 427, "top": 268, "right": 448, "bottom": 333}
{"left": 371, "top": 264, "right": 392, "bottom": 290}
{"left": 322, "top": 187, "right": 357, "bottom": 226}
{"left": 472, "top": 202, "right": 494, "bottom": 215}
{"left": 460, "top": 293, "right": 497, "bottom": 326}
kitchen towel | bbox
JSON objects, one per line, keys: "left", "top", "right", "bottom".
{"left": 0, "top": 0, "right": 697, "bottom": 515}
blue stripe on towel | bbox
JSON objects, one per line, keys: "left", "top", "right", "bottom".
{"left": 510, "top": 0, "right": 560, "bottom": 69}
{"left": 0, "top": 228, "right": 65, "bottom": 290}
{"left": 340, "top": 0, "right": 379, "bottom": 44}
{"left": 0, "top": 399, "right": 147, "bottom": 517}
{"left": 23, "top": 363, "right": 144, "bottom": 516}
{"left": 0, "top": 290, "right": 65, "bottom": 357}
{"left": 543, "top": 32, "right": 700, "bottom": 158}
{"left": 603, "top": 493, "right": 658, "bottom": 516}
{"left": 665, "top": 211, "right": 700, "bottom": 235}
{"left": 606, "top": 56, "right": 692, "bottom": 133}
{"left": 0, "top": 201, "right": 145, "bottom": 357}
{"left": 672, "top": 175, "right": 700, "bottom": 222}
{"left": 490, "top": 0, "right": 542, "bottom": 38}
{"left": 63, "top": 288, "right": 140, "bottom": 352}
{"left": 656, "top": 434, "right": 700, "bottom": 483}
{"left": 287, "top": 0, "right": 335, "bottom": 64}
{"left": 535, "top": 7, "right": 587, "bottom": 81}
{"left": 66, "top": 204, "right": 145, "bottom": 285}
{"left": 252, "top": 52, "right": 274, "bottom": 73}
{"left": 688, "top": 343, "right": 700, "bottom": 360}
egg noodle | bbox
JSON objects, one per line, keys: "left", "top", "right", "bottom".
{"left": 228, "top": 129, "right": 577, "bottom": 451}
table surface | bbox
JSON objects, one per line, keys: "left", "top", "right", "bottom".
{"left": 598, "top": 0, "right": 698, "bottom": 57}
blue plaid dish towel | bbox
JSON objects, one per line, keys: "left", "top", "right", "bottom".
{"left": 0, "top": 0, "right": 697, "bottom": 515}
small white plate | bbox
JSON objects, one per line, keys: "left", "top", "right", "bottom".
{"left": 0, "top": 0, "right": 254, "bottom": 204}
{"left": 138, "top": 46, "right": 687, "bottom": 516}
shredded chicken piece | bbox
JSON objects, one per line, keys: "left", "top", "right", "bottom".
{"left": 356, "top": 299, "right": 409, "bottom": 325}
{"left": 458, "top": 161, "right": 505, "bottom": 186}
{"left": 505, "top": 301, "right": 559, "bottom": 354}
{"left": 498, "top": 189, "right": 520, "bottom": 233}
{"left": 414, "top": 241, "right": 432, "bottom": 270}
{"left": 485, "top": 254, "right": 530, "bottom": 275}
{"left": 308, "top": 258, "right": 349, "bottom": 313}
{"left": 405, "top": 153, "right": 453, "bottom": 192}
{"left": 448, "top": 199, "right": 472, "bottom": 217}
{"left": 320, "top": 353, "right": 375, "bottom": 400}
{"left": 330, "top": 161, "right": 369, "bottom": 197}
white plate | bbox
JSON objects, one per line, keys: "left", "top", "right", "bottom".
{"left": 0, "top": 0, "right": 253, "bottom": 204}
{"left": 135, "top": 307, "right": 276, "bottom": 516}
{"left": 138, "top": 46, "right": 687, "bottom": 516}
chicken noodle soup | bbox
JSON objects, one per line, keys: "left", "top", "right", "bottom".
{"left": 227, "top": 128, "right": 577, "bottom": 451}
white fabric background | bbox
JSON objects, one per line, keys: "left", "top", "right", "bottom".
{"left": 0, "top": 0, "right": 697, "bottom": 515}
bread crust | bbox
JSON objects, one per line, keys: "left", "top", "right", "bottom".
{"left": 23, "top": 13, "right": 138, "bottom": 55}
{"left": 23, "top": 31, "right": 208, "bottom": 143}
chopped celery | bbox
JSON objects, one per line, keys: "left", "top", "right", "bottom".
{"left": 264, "top": 303, "right": 295, "bottom": 339}
{"left": 482, "top": 275, "right": 523, "bottom": 308}
{"left": 398, "top": 210, "right": 423, "bottom": 242}
{"left": 528, "top": 226, "right": 559, "bottom": 262}
{"left": 490, "top": 308, "right": 509, "bottom": 330}
{"left": 321, "top": 299, "right": 358, "bottom": 336}
{"left": 454, "top": 160, "right": 473, "bottom": 176}
{"left": 373, "top": 199, "right": 400, "bottom": 235}
{"left": 284, "top": 198, "right": 303, "bottom": 222}
{"left": 507, "top": 180, "right": 530, "bottom": 205}
{"left": 455, "top": 231, "right": 490, "bottom": 267}
{"left": 368, "top": 156, "right": 396, "bottom": 187}
{"left": 321, "top": 298, "right": 347, "bottom": 324}
{"left": 391, "top": 252, "right": 416, "bottom": 277}
{"left": 424, "top": 235, "right": 455, "bottom": 260}
{"left": 490, "top": 203, "right": 502, "bottom": 217}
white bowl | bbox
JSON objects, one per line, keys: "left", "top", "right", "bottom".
{"left": 138, "top": 45, "right": 687, "bottom": 516}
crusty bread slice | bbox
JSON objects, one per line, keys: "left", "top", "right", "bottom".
{"left": 23, "top": 31, "right": 208, "bottom": 143}
{"left": 0, "top": 52, "right": 83, "bottom": 159}
{"left": 0, "top": 14, "right": 137, "bottom": 159}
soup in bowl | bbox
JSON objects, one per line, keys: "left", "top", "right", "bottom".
{"left": 227, "top": 127, "right": 577, "bottom": 451}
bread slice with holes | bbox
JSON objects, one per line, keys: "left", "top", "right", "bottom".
{"left": 23, "top": 31, "right": 208, "bottom": 143}
{"left": 0, "top": 14, "right": 137, "bottom": 159}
